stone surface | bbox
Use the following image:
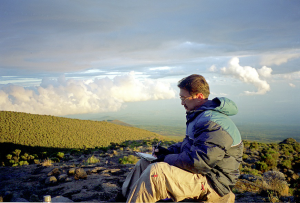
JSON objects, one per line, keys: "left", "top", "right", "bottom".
{"left": 68, "top": 168, "right": 76, "bottom": 175}
{"left": 58, "top": 174, "right": 68, "bottom": 182}
{"left": 52, "top": 196, "right": 73, "bottom": 202}
{"left": 48, "top": 168, "right": 61, "bottom": 177}
{"left": 74, "top": 168, "right": 87, "bottom": 180}
{"left": 45, "top": 176, "right": 57, "bottom": 185}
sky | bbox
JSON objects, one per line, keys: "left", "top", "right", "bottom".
{"left": 1, "top": 0, "right": 300, "bottom": 127}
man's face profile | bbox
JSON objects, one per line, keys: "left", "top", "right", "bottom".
{"left": 179, "top": 88, "right": 199, "bottom": 112}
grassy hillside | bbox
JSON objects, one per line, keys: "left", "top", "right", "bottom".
{"left": 0, "top": 111, "right": 165, "bottom": 149}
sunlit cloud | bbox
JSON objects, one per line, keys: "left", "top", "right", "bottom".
{"left": 221, "top": 57, "right": 271, "bottom": 95}
{"left": 149, "top": 66, "right": 172, "bottom": 71}
{"left": 208, "top": 65, "right": 217, "bottom": 72}
{"left": 257, "top": 66, "right": 272, "bottom": 78}
{"left": 276, "top": 71, "right": 300, "bottom": 80}
{"left": 0, "top": 72, "right": 175, "bottom": 116}
{"left": 260, "top": 53, "right": 300, "bottom": 66}
{"left": 289, "top": 83, "right": 296, "bottom": 88}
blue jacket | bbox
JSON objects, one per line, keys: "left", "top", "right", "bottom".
{"left": 164, "top": 97, "right": 243, "bottom": 196}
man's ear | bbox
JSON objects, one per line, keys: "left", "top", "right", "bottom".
{"left": 195, "top": 93, "right": 205, "bottom": 99}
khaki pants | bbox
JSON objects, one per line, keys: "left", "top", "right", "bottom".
{"left": 122, "top": 159, "right": 222, "bottom": 203}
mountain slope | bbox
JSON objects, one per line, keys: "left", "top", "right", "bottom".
{"left": 0, "top": 111, "right": 165, "bottom": 149}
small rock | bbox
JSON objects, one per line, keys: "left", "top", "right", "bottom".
{"left": 29, "top": 194, "right": 39, "bottom": 202}
{"left": 52, "top": 196, "right": 73, "bottom": 202}
{"left": 292, "top": 173, "right": 300, "bottom": 180}
{"left": 3, "top": 191, "right": 13, "bottom": 202}
{"left": 91, "top": 167, "right": 105, "bottom": 173}
{"left": 65, "top": 177, "right": 73, "bottom": 182}
{"left": 68, "top": 168, "right": 76, "bottom": 175}
{"left": 287, "top": 169, "right": 294, "bottom": 175}
{"left": 74, "top": 168, "right": 87, "bottom": 180}
{"left": 86, "top": 169, "right": 92, "bottom": 175}
{"left": 12, "top": 197, "right": 29, "bottom": 202}
{"left": 58, "top": 174, "right": 68, "bottom": 182}
{"left": 48, "top": 168, "right": 61, "bottom": 177}
{"left": 102, "top": 182, "right": 119, "bottom": 193}
{"left": 239, "top": 174, "right": 258, "bottom": 182}
{"left": 110, "top": 169, "right": 121, "bottom": 173}
{"left": 45, "top": 176, "right": 57, "bottom": 185}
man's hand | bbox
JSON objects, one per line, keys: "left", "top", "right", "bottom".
{"left": 153, "top": 146, "right": 171, "bottom": 157}
{"left": 151, "top": 154, "right": 166, "bottom": 163}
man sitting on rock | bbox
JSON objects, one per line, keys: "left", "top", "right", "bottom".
{"left": 121, "top": 74, "right": 243, "bottom": 203}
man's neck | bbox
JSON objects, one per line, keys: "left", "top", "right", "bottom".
{"left": 189, "top": 99, "right": 209, "bottom": 112}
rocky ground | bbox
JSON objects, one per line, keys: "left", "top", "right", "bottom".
{"left": 0, "top": 146, "right": 297, "bottom": 202}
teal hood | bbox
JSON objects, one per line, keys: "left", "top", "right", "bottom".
{"left": 197, "top": 97, "right": 238, "bottom": 116}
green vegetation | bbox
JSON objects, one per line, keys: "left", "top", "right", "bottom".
{"left": 0, "top": 111, "right": 171, "bottom": 166}
{"left": 241, "top": 139, "right": 300, "bottom": 201}
{"left": 119, "top": 155, "right": 139, "bottom": 165}
{"left": 56, "top": 152, "right": 64, "bottom": 159}
{"left": 86, "top": 155, "right": 100, "bottom": 164}
{"left": 0, "top": 111, "right": 165, "bottom": 149}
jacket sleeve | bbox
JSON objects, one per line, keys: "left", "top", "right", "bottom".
{"left": 164, "top": 121, "right": 233, "bottom": 174}
{"left": 167, "top": 136, "right": 188, "bottom": 154}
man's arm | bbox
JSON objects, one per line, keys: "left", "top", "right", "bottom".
{"left": 167, "top": 139, "right": 185, "bottom": 154}
{"left": 164, "top": 125, "right": 233, "bottom": 174}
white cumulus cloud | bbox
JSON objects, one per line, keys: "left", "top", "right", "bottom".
{"left": 221, "top": 57, "right": 271, "bottom": 95}
{"left": 0, "top": 72, "right": 175, "bottom": 116}
{"left": 257, "top": 66, "right": 273, "bottom": 78}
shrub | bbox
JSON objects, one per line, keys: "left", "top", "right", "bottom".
{"left": 250, "top": 142, "right": 259, "bottom": 150}
{"left": 256, "top": 161, "right": 268, "bottom": 172}
{"left": 262, "top": 148, "right": 280, "bottom": 160}
{"left": 51, "top": 157, "right": 60, "bottom": 163}
{"left": 294, "top": 144, "right": 300, "bottom": 153}
{"left": 57, "top": 152, "right": 64, "bottom": 159}
{"left": 119, "top": 155, "right": 139, "bottom": 164}
{"left": 270, "top": 143, "right": 279, "bottom": 151}
{"left": 13, "top": 149, "right": 21, "bottom": 157}
{"left": 86, "top": 155, "right": 100, "bottom": 164}
{"left": 281, "top": 160, "right": 292, "bottom": 169}
{"left": 242, "top": 154, "right": 248, "bottom": 160}
{"left": 41, "top": 158, "right": 52, "bottom": 167}
{"left": 6, "top": 154, "right": 12, "bottom": 160}
{"left": 19, "top": 161, "right": 29, "bottom": 166}
{"left": 263, "top": 154, "right": 277, "bottom": 170}
{"left": 241, "top": 166, "right": 261, "bottom": 176}
{"left": 21, "top": 153, "right": 29, "bottom": 160}
{"left": 263, "top": 171, "right": 289, "bottom": 197}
